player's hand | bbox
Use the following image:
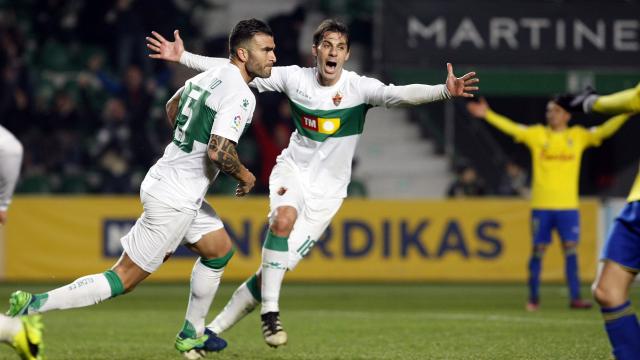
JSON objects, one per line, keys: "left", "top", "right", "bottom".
{"left": 466, "top": 97, "right": 489, "bottom": 118}
{"left": 0, "top": 210, "right": 7, "bottom": 225}
{"left": 445, "top": 63, "right": 479, "bottom": 98}
{"left": 236, "top": 169, "right": 256, "bottom": 197}
{"left": 147, "top": 30, "right": 184, "bottom": 62}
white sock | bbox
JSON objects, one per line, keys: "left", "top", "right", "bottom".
{"left": 208, "top": 281, "right": 258, "bottom": 334}
{"left": 184, "top": 259, "right": 224, "bottom": 336}
{"left": 37, "top": 273, "right": 113, "bottom": 313}
{"left": 261, "top": 248, "right": 288, "bottom": 314}
{"left": 0, "top": 314, "right": 21, "bottom": 343}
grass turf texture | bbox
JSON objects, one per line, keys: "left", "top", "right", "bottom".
{"left": 0, "top": 283, "right": 637, "bottom": 359}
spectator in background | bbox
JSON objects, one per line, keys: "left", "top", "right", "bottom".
{"left": 267, "top": 5, "right": 306, "bottom": 66}
{"left": 251, "top": 101, "right": 292, "bottom": 193}
{"left": 447, "top": 164, "right": 486, "bottom": 197}
{"left": 497, "top": 160, "right": 529, "bottom": 197}
{"left": 105, "top": 0, "right": 150, "bottom": 75}
{"left": 91, "top": 98, "right": 134, "bottom": 193}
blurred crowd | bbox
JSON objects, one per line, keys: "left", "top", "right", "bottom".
{"left": 0, "top": 0, "right": 373, "bottom": 195}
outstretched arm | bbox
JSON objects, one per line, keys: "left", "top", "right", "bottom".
{"left": 208, "top": 134, "right": 256, "bottom": 197}
{"left": 585, "top": 113, "right": 632, "bottom": 146}
{"left": 466, "top": 97, "right": 527, "bottom": 139}
{"left": 147, "top": 30, "right": 228, "bottom": 71}
{"left": 367, "top": 63, "right": 479, "bottom": 107}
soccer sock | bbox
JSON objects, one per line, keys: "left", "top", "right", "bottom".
{"left": 207, "top": 273, "right": 260, "bottom": 334}
{"left": 182, "top": 249, "right": 234, "bottom": 337}
{"left": 593, "top": 82, "right": 640, "bottom": 114}
{"left": 34, "top": 270, "right": 124, "bottom": 313}
{"left": 601, "top": 301, "right": 640, "bottom": 359}
{"left": 527, "top": 253, "right": 542, "bottom": 303}
{"left": 261, "top": 230, "right": 289, "bottom": 314}
{"left": 0, "top": 315, "right": 21, "bottom": 343}
{"left": 564, "top": 249, "right": 581, "bottom": 300}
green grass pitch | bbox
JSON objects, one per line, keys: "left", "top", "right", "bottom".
{"left": 0, "top": 282, "right": 637, "bottom": 359}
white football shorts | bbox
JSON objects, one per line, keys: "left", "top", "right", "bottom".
{"left": 268, "top": 160, "right": 343, "bottom": 270}
{"left": 121, "top": 191, "right": 224, "bottom": 273}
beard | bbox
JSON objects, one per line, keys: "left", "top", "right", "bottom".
{"left": 247, "top": 62, "right": 271, "bottom": 79}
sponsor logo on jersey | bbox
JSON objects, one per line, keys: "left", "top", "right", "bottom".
{"left": 301, "top": 114, "right": 341, "bottom": 134}
{"left": 332, "top": 91, "right": 343, "bottom": 106}
{"left": 296, "top": 89, "right": 311, "bottom": 100}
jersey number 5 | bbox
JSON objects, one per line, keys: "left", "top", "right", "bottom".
{"left": 173, "top": 84, "right": 214, "bottom": 152}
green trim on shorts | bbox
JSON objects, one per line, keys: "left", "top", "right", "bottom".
{"left": 200, "top": 247, "right": 235, "bottom": 269}
{"left": 104, "top": 270, "right": 125, "bottom": 297}
{"left": 263, "top": 230, "right": 289, "bottom": 251}
{"left": 246, "top": 273, "right": 262, "bottom": 301}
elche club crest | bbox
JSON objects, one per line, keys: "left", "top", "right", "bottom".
{"left": 332, "top": 91, "right": 343, "bottom": 106}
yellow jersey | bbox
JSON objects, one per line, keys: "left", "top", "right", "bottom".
{"left": 628, "top": 168, "right": 640, "bottom": 202}
{"left": 485, "top": 110, "right": 630, "bottom": 209}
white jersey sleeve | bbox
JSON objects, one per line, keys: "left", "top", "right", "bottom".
{"left": 251, "top": 65, "right": 300, "bottom": 93}
{"left": 0, "top": 126, "right": 23, "bottom": 211}
{"left": 208, "top": 90, "right": 255, "bottom": 144}
{"left": 357, "top": 75, "right": 451, "bottom": 108}
{"left": 180, "top": 51, "right": 230, "bottom": 72}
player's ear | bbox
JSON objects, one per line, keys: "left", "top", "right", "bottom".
{"left": 237, "top": 48, "right": 248, "bottom": 62}
{"left": 345, "top": 49, "right": 350, "bottom": 61}
{"left": 311, "top": 44, "right": 318, "bottom": 57}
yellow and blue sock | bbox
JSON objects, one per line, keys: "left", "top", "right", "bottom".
{"left": 601, "top": 300, "right": 640, "bottom": 359}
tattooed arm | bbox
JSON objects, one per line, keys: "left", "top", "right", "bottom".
{"left": 208, "top": 134, "right": 256, "bottom": 196}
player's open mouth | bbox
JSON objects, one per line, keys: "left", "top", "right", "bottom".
{"left": 325, "top": 60, "right": 337, "bottom": 73}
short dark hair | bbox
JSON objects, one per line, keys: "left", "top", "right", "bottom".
{"left": 551, "top": 94, "right": 573, "bottom": 113}
{"left": 228, "top": 18, "right": 273, "bottom": 58}
{"left": 313, "top": 19, "right": 350, "bottom": 49}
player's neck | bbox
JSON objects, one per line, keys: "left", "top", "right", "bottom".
{"left": 230, "top": 59, "right": 254, "bottom": 84}
{"left": 549, "top": 124, "right": 568, "bottom": 132}
{"left": 316, "top": 71, "right": 342, "bottom": 87}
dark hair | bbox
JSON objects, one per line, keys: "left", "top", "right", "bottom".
{"left": 229, "top": 18, "right": 273, "bottom": 58}
{"left": 313, "top": 19, "right": 350, "bottom": 49}
{"left": 551, "top": 94, "right": 574, "bottom": 113}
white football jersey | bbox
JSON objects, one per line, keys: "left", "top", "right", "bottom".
{"left": 253, "top": 66, "right": 391, "bottom": 199}
{"left": 142, "top": 63, "right": 255, "bottom": 210}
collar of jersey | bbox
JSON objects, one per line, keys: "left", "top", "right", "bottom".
{"left": 313, "top": 67, "right": 347, "bottom": 91}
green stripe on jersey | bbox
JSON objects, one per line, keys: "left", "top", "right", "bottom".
{"left": 289, "top": 100, "right": 371, "bottom": 142}
{"left": 172, "top": 83, "right": 217, "bottom": 153}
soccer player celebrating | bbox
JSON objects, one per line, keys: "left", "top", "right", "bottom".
{"left": 466, "top": 96, "right": 631, "bottom": 311}
{"left": 569, "top": 83, "right": 640, "bottom": 359}
{"left": 147, "top": 19, "right": 478, "bottom": 347}
{"left": 6, "top": 19, "right": 275, "bottom": 359}
{"left": 0, "top": 125, "right": 23, "bottom": 226}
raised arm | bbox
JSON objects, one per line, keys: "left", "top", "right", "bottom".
{"left": 584, "top": 113, "right": 632, "bottom": 147}
{"left": 207, "top": 135, "right": 256, "bottom": 197}
{"left": 467, "top": 97, "right": 528, "bottom": 139}
{"left": 365, "top": 63, "right": 478, "bottom": 107}
{"left": 147, "top": 30, "right": 228, "bottom": 71}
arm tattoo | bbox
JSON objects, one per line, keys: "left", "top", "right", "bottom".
{"left": 208, "top": 134, "right": 244, "bottom": 180}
